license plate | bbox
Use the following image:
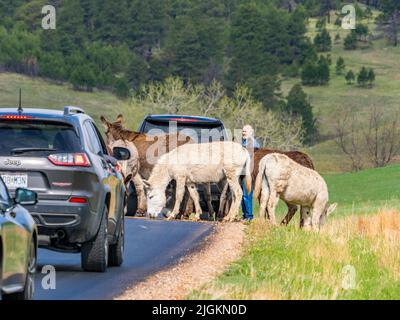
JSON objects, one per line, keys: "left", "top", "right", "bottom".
{"left": 1, "top": 174, "right": 28, "bottom": 189}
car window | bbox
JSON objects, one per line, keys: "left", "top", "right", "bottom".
{"left": 142, "top": 120, "right": 226, "bottom": 142}
{"left": 92, "top": 123, "right": 109, "bottom": 155}
{"left": 0, "top": 178, "right": 11, "bottom": 211}
{"left": 83, "top": 121, "right": 104, "bottom": 155}
{"left": 0, "top": 120, "right": 82, "bottom": 156}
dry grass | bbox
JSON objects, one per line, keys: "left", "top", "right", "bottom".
{"left": 190, "top": 210, "right": 400, "bottom": 300}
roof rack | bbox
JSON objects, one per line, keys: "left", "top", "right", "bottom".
{"left": 64, "top": 106, "right": 85, "bottom": 116}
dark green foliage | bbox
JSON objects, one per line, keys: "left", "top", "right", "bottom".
{"left": 344, "top": 31, "right": 358, "bottom": 50}
{"left": 357, "top": 66, "right": 369, "bottom": 87}
{"left": 336, "top": 56, "right": 345, "bottom": 75}
{"left": 345, "top": 70, "right": 355, "bottom": 84}
{"left": 284, "top": 83, "right": 317, "bottom": 144}
{"left": 301, "top": 55, "right": 330, "bottom": 86}
{"left": 344, "top": 24, "right": 370, "bottom": 50}
{"left": 367, "top": 68, "right": 376, "bottom": 87}
{"left": 0, "top": 0, "right": 312, "bottom": 107}
{"left": 114, "top": 77, "right": 130, "bottom": 98}
{"left": 314, "top": 28, "right": 332, "bottom": 52}
{"left": 226, "top": 3, "right": 280, "bottom": 107}
{"left": 317, "top": 55, "right": 330, "bottom": 85}
{"left": 356, "top": 67, "right": 376, "bottom": 88}
{"left": 378, "top": 0, "right": 400, "bottom": 46}
{"left": 70, "top": 64, "right": 97, "bottom": 92}
{"left": 316, "top": 17, "right": 327, "bottom": 30}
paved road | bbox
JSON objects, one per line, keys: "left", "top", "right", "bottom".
{"left": 34, "top": 218, "right": 213, "bottom": 300}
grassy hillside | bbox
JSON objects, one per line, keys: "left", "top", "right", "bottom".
{"left": 190, "top": 165, "right": 400, "bottom": 300}
{"left": 282, "top": 10, "right": 400, "bottom": 173}
{"left": 0, "top": 73, "right": 146, "bottom": 130}
{"left": 1, "top": 8, "right": 399, "bottom": 175}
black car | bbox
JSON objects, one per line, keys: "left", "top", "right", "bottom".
{"left": 0, "top": 107, "right": 129, "bottom": 272}
{"left": 1, "top": 180, "right": 38, "bottom": 300}
{"left": 126, "top": 114, "right": 228, "bottom": 215}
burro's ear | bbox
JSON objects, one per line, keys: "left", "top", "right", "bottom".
{"left": 100, "top": 116, "right": 110, "bottom": 129}
{"left": 116, "top": 114, "right": 124, "bottom": 123}
{"left": 326, "top": 203, "right": 338, "bottom": 216}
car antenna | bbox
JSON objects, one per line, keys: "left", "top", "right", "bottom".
{"left": 17, "top": 88, "right": 23, "bottom": 113}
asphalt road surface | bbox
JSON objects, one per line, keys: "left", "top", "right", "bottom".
{"left": 34, "top": 218, "right": 214, "bottom": 300}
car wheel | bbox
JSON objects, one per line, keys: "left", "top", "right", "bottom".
{"left": 126, "top": 183, "right": 137, "bottom": 216}
{"left": 81, "top": 206, "right": 108, "bottom": 272}
{"left": 2, "top": 239, "right": 36, "bottom": 300}
{"left": 108, "top": 216, "right": 124, "bottom": 267}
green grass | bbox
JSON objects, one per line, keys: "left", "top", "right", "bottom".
{"left": 282, "top": 11, "right": 400, "bottom": 173}
{"left": 0, "top": 72, "right": 146, "bottom": 131}
{"left": 189, "top": 164, "right": 400, "bottom": 300}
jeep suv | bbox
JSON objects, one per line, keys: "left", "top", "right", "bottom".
{"left": 126, "top": 114, "right": 228, "bottom": 215}
{"left": 0, "top": 107, "right": 127, "bottom": 272}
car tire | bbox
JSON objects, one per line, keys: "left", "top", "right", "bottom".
{"left": 126, "top": 183, "right": 137, "bottom": 216}
{"left": 81, "top": 206, "right": 108, "bottom": 272}
{"left": 108, "top": 216, "right": 124, "bottom": 267}
{"left": 2, "top": 239, "right": 36, "bottom": 300}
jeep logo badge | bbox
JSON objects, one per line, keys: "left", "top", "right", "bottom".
{"left": 4, "top": 159, "right": 21, "bottom": 166}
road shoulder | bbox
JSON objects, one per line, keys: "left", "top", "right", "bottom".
{"left": 116, "top": 222, "right": 246, "bottom": 300}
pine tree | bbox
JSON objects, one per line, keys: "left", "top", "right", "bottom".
{"left": 301, "top": 61, "right": 318, "bottom": 86}
{"left": 226, "top": 3, "right": 280, "bottom": 107}
{"left": 285, "top": 83, "right": 317, "bottom": 144}
{"left": 345, "top": 70, "right": 355, "bottom": 84}
{"left": 114, "top": 77, "right": 130, "bottom": 98}
{"left": 335, "top": 56, "right": 345, "bottom": 75}
{"left": 344, "top": 31, "right": 357, "bottom": 50}
{"left": 317, "top": 55, "right": 330, "bottom": 85}
{"left": 314, "top": 28, "right": 332, "bottom": 52}
{"left": 357, "top": 66, "right": 369, "bottom": 87}
{"left": 367, "top": 68, "right": 376, "bottom": 87}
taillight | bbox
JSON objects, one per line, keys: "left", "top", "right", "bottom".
{"left": 48, "top": 153, "right": 91, "bottom": 167}
{"left": 0, "top": 115, "right": 33, "bottom": 120}
{"left": 169, "top": 118, "right": 198, "bottom": 123}
{"left": 69, "top": 197, "right": 87, "bottom": 203}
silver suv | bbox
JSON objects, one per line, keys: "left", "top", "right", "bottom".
{"left": 0, "top": 107, "right": 129, "bottom": 272}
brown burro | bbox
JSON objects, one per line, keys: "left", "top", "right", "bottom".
{"left": 253, "top": 148, "right": 315, "bottom": 225}
{"left": 100, "top": 114, "right": 193, "bottom": 215}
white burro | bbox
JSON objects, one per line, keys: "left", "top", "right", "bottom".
{"left": 254, "top": 153, "right": 337, "bottom": 230}
{"left": 144, "top": 141, "right": 252, "bottom": 222}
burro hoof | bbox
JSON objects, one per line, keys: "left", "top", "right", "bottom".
{"left": 191, "top": 216, "right": 201, "bottom": 222}
{"left": 166, "top": 214, "right": 176, "bottom": 220}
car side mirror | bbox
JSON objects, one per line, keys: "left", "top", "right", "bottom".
{"left": 113, "top": 147, "right": 131, "bottom": 161}
{"left": 14, "top": 188, "right": 38, "bottom": 206}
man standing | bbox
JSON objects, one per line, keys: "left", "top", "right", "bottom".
{"left": 241, "top": 125, "right": 260, "bottom": 221}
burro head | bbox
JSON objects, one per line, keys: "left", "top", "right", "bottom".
{"left": 143, "top": 180, "right": 166, "bottom": 219}
{"left": 100, "top": 114, "right": 125, "bottom": 146}
{"left": 319, "top": 202, "right": 338, "bottom": 226}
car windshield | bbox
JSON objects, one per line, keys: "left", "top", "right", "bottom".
{"left": 142, "top": 120, "right": 226, "bottom": 143}
{"left": 0, "top": 120, "right": 82, "bottom": 156}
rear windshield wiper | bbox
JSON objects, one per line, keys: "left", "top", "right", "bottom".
{"left": 11, "top": 147, "right": 57, "bottom": 155}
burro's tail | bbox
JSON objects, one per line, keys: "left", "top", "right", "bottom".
{"left": 243, "top": 151, "right": 252, "bottom": 195}
{"left": 254, "top": 165, "right": 263, "bottom": 201}
{"left": 254, "top": 157, "right": 268, "bottom": 201}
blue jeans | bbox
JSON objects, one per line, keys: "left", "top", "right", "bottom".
{"left": 241, "top": 180, "right": 253, "bottom": 220}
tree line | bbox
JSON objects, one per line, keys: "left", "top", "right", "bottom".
{"left": 0, "top": 0, "right": 393, "bottom": 146}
